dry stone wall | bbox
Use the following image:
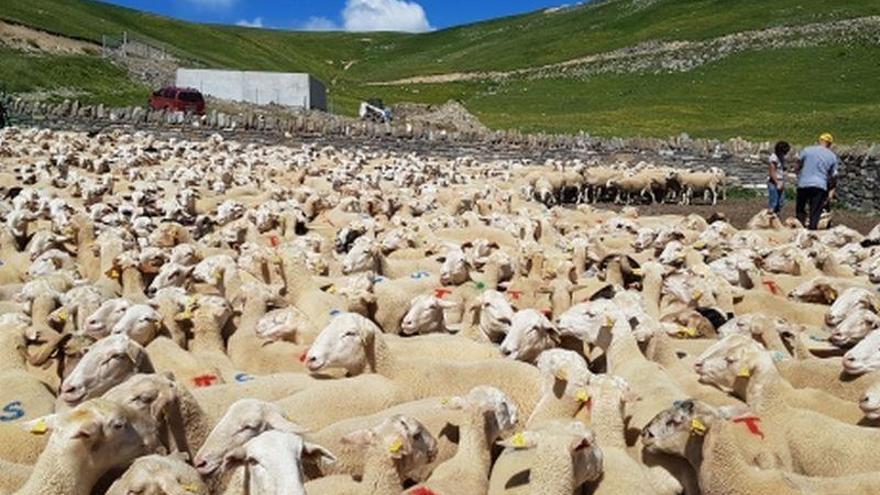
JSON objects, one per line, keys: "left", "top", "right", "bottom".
{"left": 4, "top": 98, "right": 877, "bottom": 214}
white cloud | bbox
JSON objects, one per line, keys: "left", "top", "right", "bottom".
{"left": 301, "top": 16, "right": 340, "bottom": 31}
{"left": 342, "top": 0, "right": 432, "bottom": 33}
{"left": 236, "top": 17, "right": 264, "bottom": 28}
{"left": 185, "top": 0, "right": 236, "bottom": 9}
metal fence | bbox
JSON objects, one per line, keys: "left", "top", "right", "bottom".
{"left": 102, "top": 31, "right": 170, "bottom": 61}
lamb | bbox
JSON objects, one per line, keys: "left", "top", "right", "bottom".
{"left": 694, "top": 334, "right": 880, "bottom": 476}
{"left": 405, "top": 386, "right": 518, "bottom": 495}
{"left": 14, "top": 398, "right": 162, "bottom": 495}
{"left": 642, "top": 400, "right": 880, "bottom": 495}
{"left": 193, "top": 398, "right": 308, "bottom": 477}
{"left": 493, "top": 420, "right": 604, "bottom": 495}
{"left": 304, "top": 311, "right": 546, "bottom": 420}
{"left": 57, "top": 334, "right": 155, "bottom": 408}
{"left": 106, "top": 454, "right": 209, "bottom": 495}
{"left": 102, "top": 373, "right": 211, "bottom": 460}
{"left": 303, "top": 415, "right": 438, "bottom": 495}
{"left": 220, "top": 430, "right": 335, "bottom": 495}
{"left": 695, "top": 334, "right": 864, "bottom": 423}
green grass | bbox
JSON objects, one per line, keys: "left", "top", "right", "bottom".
{"left": 0, "top": 46, "right": 148, "bottom": 106}
{"left": 1, "top": 0, "right": 879, "bottom": 141}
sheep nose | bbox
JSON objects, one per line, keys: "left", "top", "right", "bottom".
{"left": 146, "top": 287, "right": 157, "bottom": 297}
{"left": 693, "top": 361, "right": 703, "bottom": 373}
{"left": 845, "top": 355, "right": 856, "bottom": 363}
{"left": 500, "top": 348, "right": 512, "bottom": 357}
{"left": 641, "top": 428, "right": 654, "bottom": 439}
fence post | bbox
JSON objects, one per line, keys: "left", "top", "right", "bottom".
{"left": 123, "top": 31, "right": 128, "bottom": 58}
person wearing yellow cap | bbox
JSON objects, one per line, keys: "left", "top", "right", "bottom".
{"left": 794, "top": 133, "right": 839, "bottom": 230}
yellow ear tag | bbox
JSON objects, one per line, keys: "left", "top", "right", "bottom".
{"left": 327, "top": 285, "right": 337, "bottom": 294}
{"left": 693, "top": 241, "right": 706, "bottom": 249}
{"left": 690, "top": 418, "right": 706, "bottom": 436}
{"left": 511, "top": 432, "right": 527, "bottom": 448}
{"left": 737, "top": 366, "right": 751, "bottom": 378}
{"left": 181, "top": 484, "right": 200, "bottom": 493}
{"left": 109, "top": 269, "right": 120, "bottom": 279}
{"left": 605, "top": 316, "right": 616, "bottom": 327}
{"left": 685, "top": 327, "right": 698, "bottom": 338}
{"left": 388, "top": 438, "right": 404, "bottom": 454}
{"left": 575, "top": 389, "right": 590, "bottom": 403}
{"left": 631, "top": 268, "right": 644, "bottom": 276}
{"left": 57, "top": 311, "right": 68, "bottom": 322}
{"left": 554, "top": 369, "right": 568, "bottom": 381}
{"left": 692, "top": 290, "right": 703, "bottom": 300}
{"left": 30, "top": 419, "right": 48, "bottom": 435}
{"left": 440, "top": 397, "right": 450, "bottom": 405}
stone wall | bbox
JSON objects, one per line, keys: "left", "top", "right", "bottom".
{"left": 4, "top": 97, "right": 877, "bottom": 214}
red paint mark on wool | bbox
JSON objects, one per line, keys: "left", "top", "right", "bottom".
{"left": 508, "top": 290, "right": 522, "bottom": 300}
{"left": 269, "top": 236, "right": 280, "bottom": 247}
{"left": 761, "top": 280, "right": 782, "bottom": 296}
{"left": 193, "top": 375, "right": 218, "bottom": 388}
{"left": 410, "top": 487, "right": 438, "bottom": 495}
{"left": 434, "top": 288, "right": 452, "bottom": 299}
{"left": 299, "top": 350, "right": 309, "bottom": 363}
{"left": 732, "top": 415, "right": 765, "bottom": 439}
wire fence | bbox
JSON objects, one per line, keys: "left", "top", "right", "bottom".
{"left": 101, "top": 31, "right": 172, "bottom": 61}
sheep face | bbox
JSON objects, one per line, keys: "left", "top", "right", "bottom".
{"left": 170, "top": 244, "right": 200, "bottom": 266}
{"left": 194, "top": 399, "right": 306, "bottom": 476}
{"left": 305, "top": 313, "right": 376, "bottom": 375}
{"left": 110, "top": 305, "right": 163, "bottom": 346}
{"left": 222, "top": 431, "right": 335, "bottom": 494}
{"left": 826, "top": 288, "right": 878, "bottom": 327}
{"left": 60, "top": 334, "right": 148, "bottom": 406}
{"left": 693, "top": 334, "right": 758, "bottom": 392}
{"left": 632, "top": 228, "right": 657, "bottom": 251}
{"left": 341, "top": 238, "right": 379, "bottom": 275}
{"left": 788, "top": 278, "right": 839, "bottom": 305}
{"left": 438, "top": 248, "right": 470, "bottom": 286}
{"left": 342, "top": 414, "right": 437, "bottom": 477}
{"left": 401, "top": 295, "right": 456, "bottom": 336}
{"left": 478, "top": 290, "right": 514, "bottom": 342}
{"left": 443, "top": 386, "right": 518, "bottom": 440}
{"left": 657, "top": 241, "right": 686, "bottom": 266}
{"left": 147, "top": 263, "right": 193, "bottom": 297}
{"left": 642, "top": 400, "right": 713, "bottom": 457}
{"left": 843, "top": 331, "right": 880, "bottom": 375}
{"left": 24, "top": 398, "right": 161, "bottom": 468}
{"left": 84, "top": 298, "right": 132, "bottom": 337}
{"left": 102, "top": 373, "right": 181, "bottom": 425}
{"left": 109, "top": 454, "right": 208, "bottom": 495}
{"left": 500, "top": 309, "right": 559, "bottom": 362}
{"left": 860, "top": 382, "right": 880, "bottom": 421}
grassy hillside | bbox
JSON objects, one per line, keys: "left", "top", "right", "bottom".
{"left": 1, "top": 0, "right": 879, "bottom": 142}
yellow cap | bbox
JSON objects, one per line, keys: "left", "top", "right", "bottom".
{"left": 819, "top": 133, "right": 834, "bottom": 144}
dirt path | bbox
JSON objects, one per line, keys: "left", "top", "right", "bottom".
{"left": 369, "top": 16, "right": 880, "bottom": 86}
{"left": 611, "top": 197, "right": 878, "bottom": 234}
{"left": 0, "top": 20, "right": 98, "bottom": 55}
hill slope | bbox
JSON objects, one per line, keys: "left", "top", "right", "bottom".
{"left": 1, "top": 0, "right": 879, "bottom": 142}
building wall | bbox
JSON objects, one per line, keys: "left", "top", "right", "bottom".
{"left": 176, "top": 69, "right": 327, "bottom": 110}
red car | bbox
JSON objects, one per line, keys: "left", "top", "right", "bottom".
{"left": 149, "top": 87, "right": 205, "bottom": 114}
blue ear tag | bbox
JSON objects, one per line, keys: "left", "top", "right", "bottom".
{"left": 374, "top": 276, "right": 386, "bottom": 283}
{"left": 411, "top": 271, "right": 429, "bottom": 280}
{"left": 329, "top": 309, "right": 341, "bottom": 317}
{"left": 673, "top": 400, "right": 683, "bottom": 408}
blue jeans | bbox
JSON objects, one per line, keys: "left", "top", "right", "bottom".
{"left": 768, "top": 183, "right": 784, "bottom": 214}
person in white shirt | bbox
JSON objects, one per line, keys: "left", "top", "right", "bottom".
{"left": 767, "top": 141, "right": 790, "bottom": 215}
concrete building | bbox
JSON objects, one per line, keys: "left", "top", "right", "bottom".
{"left": 176, "top": 69, "right": 327, "bottom": 111}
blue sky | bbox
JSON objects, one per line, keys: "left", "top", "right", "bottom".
{"left": 103, "top": 0, "right": 583, "bottom": 32}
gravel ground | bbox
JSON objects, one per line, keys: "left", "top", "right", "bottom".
{"left": 610, "top": 197, "right": 878, "bottom": 234}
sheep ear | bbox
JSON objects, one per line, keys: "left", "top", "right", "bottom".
{"left": 498, "top": 432, "right": 537, "bottom": 450}
{"left": 302, "top": 442, "right": 337, "bottom": 465}
{"left": 264, "top": 407, "right": 307, "bottom": 435}
{"left": 22, "top": 414, "right": 58, "bottom": 435}
{"left": 440, "top": 396, "right": 466, "bottom": 410}
{"left": 341, "top": 429, "right": 376, "bottom": 447}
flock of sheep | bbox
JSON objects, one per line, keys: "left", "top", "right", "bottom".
{"left": 1, "top": 126, "right": 880, "bottom": 495}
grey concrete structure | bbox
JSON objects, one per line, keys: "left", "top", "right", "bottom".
{"left": 176, "top": 69, "right": 327, "bottom": 110}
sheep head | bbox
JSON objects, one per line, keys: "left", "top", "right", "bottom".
{"left": 400, "top": 294, "right": 458, "bottom": 336}
{"left": 59, "top": 334, "right": 153, "bottom": 407}
{"left": 441, "top": 385, "right": 518, "bottom": 441}
{"left": 500, "top": 309, "right": 559, "bottom": 363}
{"left": 693, "top": 334, "right": 766, "bottom": 394}
{"left": 108, "top": 454, "right": 208, "bottom": 495}
{"left": 341, "top": 414, "right": 437, "bottom": 477}
{"left": 304, "top": 312, "right": 380, "bottom": 375}
{"left": 194, "top": 399, "right": 306, "bottom": 476}
{"left": 641, "top": 399, "right": 720, "bottom": 457}
{"left": 826, "top": 287, "right": 879, "bottom": 327}
{"left": 498, "top": 421, "right": 603, "bottom": 488}
{"left": 843, "top": 330, "right": 880, "bottom": 375}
